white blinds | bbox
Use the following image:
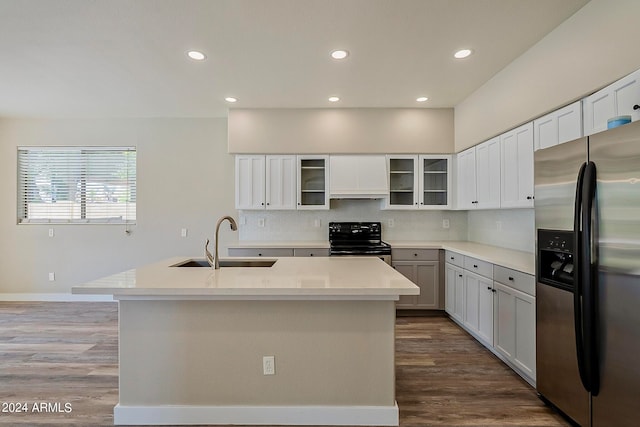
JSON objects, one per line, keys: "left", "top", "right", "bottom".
{"left": 17, "top": 147, "right": 137, "bottom": 224}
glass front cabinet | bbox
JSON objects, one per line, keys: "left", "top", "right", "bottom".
{"left": 385, "top": 155, "right": 452, "bottom": 210}
{"left": 296, "top": 155, "right": 329, "bottom": 210}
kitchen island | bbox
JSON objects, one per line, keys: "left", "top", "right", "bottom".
{"left": 72, "top": 256, "right": 419, "bottom": 426}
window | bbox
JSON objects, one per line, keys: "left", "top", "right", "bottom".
{"left": 17, "top": 147, "right": 136, "bottom": 224}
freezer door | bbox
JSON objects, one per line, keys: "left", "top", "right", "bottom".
{"left": 534, "top": 137, "right": 587, "bottom": 232}
{"left": 588, "top": 121, "right": 640, "bottom": 426}
{"left": 536, "top": 283, "right": 589, "bottom": 426}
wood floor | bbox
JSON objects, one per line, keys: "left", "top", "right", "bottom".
{"left": 0, "top": 302, "right": 570, "bottom": 426}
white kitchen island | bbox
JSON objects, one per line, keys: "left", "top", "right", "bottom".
{"left": 72, "top": 256, "right": 419, "bottom": 426}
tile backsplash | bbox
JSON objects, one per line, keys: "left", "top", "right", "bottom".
{"left": 239, "top": 199, "right": 468, "bottom": 242}
{"left": 467, "top": 209, "right": 535, "bottom": 253}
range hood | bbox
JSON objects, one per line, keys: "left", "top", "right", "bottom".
{"left": 329, "top": 155, "right": 389, "bottom": 199}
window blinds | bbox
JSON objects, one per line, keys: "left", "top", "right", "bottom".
{"left": 17, "top": 147, "right": 136, "bottom": 224}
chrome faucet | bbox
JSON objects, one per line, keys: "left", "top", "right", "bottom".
{"left": 206, "top": 216, "right": 238, "bottom": 269}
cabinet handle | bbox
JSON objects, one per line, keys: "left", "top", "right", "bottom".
{"left": 414, "top": 253, "right": 418, "bottom": 257}
{"left": 450, "top": 256, "right": 454, "bottom": 260}
{"left": 487, "top": 286, "right": 492, "bottom": 290}
{"left": 526, "top": 196, "right": 533, "bottom": 200}
{"left": 473, "top": 264, "right": 478, "bottom": 268}
{"left": 508, "top": 276, "right": 514, "bottom": 281}
{"left": 261, "top": 202, "right": 264, "bottom": 205}
{"left": 310, "top": 253, "right": 314, "bottom": 256}
{"left": 297, "top": 202, "right": 301, "bottom": 205}
{"left": 634, "top": 104, "right": 640, "bottom": 110}
{"left": 258, "top": 253, "right": 262, "bottom": 256}
{"left": 492, "top": 289, "right": 497, "bottom": 293}
{"left": 266, "top": 202, "right": 270, "bottom": 206}
{"left": 458, "top": 274, "right": 463, "bottom": 278}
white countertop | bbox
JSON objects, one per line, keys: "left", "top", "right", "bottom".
{"left": 72, "top": 256, "right": 419, "bottom": 299}
{"left": 229, "top": 240, "right": 535, "bottom": 275}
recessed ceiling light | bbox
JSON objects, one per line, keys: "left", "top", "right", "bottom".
{"left": 328, "top": 96, "right": 340, "bottom": 102}
{"left": 187, "top": 50, "right": 206, "bottom": 61}
{"left": 416, "top": 97, "right": 429, "bottom": 102}
{"left": 225, "top": 97, "right": 237, "bottom": 103}
{"left": 330, "top": 50, "right": 349, "bottom": 60}
{"left": 454, "top": 49, "right": 473, "bottom": 59}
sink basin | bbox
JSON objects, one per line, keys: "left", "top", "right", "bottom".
{"left": 171, "top": 259, "right": 276, "bottom": 268}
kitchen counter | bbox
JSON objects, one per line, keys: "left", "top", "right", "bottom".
{"left": 72, "top": 256, "right": 418, "bottom": 299}
{"left": 72, "top": 257, "right": 413, "bottom": 426}
{"left": 228, "top": 240, "right": 535, "bottom": 276}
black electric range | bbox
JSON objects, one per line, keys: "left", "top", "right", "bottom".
{"left": 328, "top": 222, "right": 392, "bottom": 258}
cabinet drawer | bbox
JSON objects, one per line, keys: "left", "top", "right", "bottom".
{"left": 445, "top": 250, "right": 464, "bottom": 268}
{"left": 392, "top": 248, "right": 439, "bottom": 261}
{"left": 464, "top": 256, "right": 493, "bottom": 279}
{"left": 293, "top": 248, "right": 329, "bottom": 257}
{"left": 494, "top": 265, "right": 535, "bottom": 296}
{"left": 228, "top": 248, "right": 294, "bottom": 257}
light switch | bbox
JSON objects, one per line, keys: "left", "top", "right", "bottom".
{"left": 48, "top": 228, "right": 55, "bottom": 238}
{"left": 313, "top": 219, "right": 321, "bottom": 228}
{"left": 442, "top": 219, "right": 450, "bottom": 229}
{"left": 181, "top": 228, "right": 188, "bottom": 238}
{"left": 258, "top": 218, "right": 265, "bottom": 228}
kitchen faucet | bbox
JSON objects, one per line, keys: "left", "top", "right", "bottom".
{"left": 205, "top": 215, "right": 238, "bottom": 269}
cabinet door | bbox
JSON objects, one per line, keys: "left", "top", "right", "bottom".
{"left": 475, "top": 137, "right": 501, "bottom": 209}
{"left": 613, "top": 69, "right": 640, "bottom": 120}
{"left": 266, "top": 155, "right": 296, "bottom": 210}
{"left": 453, "top": 267, "right": 465, "bottom": 322}
{"left": 533, "top": 112, "right": 557, "bottom": 151}
{"left": 415, "top": 262, "right": 439, "bottom": 309}
{"left": 584, "top": 69, "right": 640, "bottom": 136}
{"left": 297, "top": 155, "right": 329, "bottom": 210}
{"left": 419, "top": 155, "right": 451, "bottom": 209}
{"left": 386, "top": 155, "right": 419, "bottom": 209}
{"left": 456, "top": 148, "right": 476, "bottom": 209}
{"left": 478, "top": 278, "right": 494, "bottom": 346}
{"left": 463, "top": 273, "right": 480, "bottom": 332}
{"left": 500, "top": 122, "right": 534, "bottom": 208}
{"left": 235, "top": 155, "right": 265, "bottom": 210}
{"left": 445, "top": 263, "right": 457, "bottom": 315}
{"left": 493, "top": 281, "right": 536, "bottom": 381}
{"left": 556, "top": 101, "right": 583, "bottom": 145}
{"left": 393, "top": 262, "right": 418, "bottom": 307}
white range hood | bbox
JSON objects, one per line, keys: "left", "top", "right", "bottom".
{"left": 329, "top": 155, "right": 388, "bottom": 199}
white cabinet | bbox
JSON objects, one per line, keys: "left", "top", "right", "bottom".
{"left": 493, "top": 281, "right": 536, "bottom": 382}
{"left": 445, "top": 262, "right": 465, "bottom": 322}
{"left": 329, "top": 155, "right": 387, "bottom": 198}
{"left": 456, "top": 138, "right": 500, "bottom": 209}
{"left": 297, "top": 155, "right": 329, "bottom": 210}
{"left": 463, "top": 270, "right": 494, "bottom": 348}
{"left": 534, "top": 101, "right": 583, "bottom": 151}
{"left": 235, "top": 155, "right": 266, "bottom": 210}
{"left": 500, "top": 122, "right": 534, "bottom": 208}
{"left": 236, "top": 155, "right": 297, "bottom": 210}
{"left": 387, "top": 155, "right": 452, "bottom": 209}
{"left": 266, "top": 155, "right": 297, "bottom": 210}
{"left": 583, "top": 68, "right": 640, "bottom": 136}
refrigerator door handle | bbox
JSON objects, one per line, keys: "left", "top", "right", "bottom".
{"left": 583, "top": 161, "right": 600, "bottom": 395}
{"left": 573, "top": 161, "right": 590, "bottom": 392}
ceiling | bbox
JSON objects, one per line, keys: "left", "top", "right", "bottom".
{"left": 0, "top": 0, "right": 589, "bottom": 119}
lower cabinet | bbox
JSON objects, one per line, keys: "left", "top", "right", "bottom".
{"left": 392, "top": 249, "right": 442, "bottom": 310}
{"left": 444, "top": 251, "right": 536, "bottom": 385}
{"left": 493, "top": 281, "right": 536, "bottom": 382}
{"left": 228, "top": 248, "right": 294, "bottom": 257}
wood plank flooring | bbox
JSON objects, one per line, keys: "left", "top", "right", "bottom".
{"left": 0, "top": 302, "right": 570, "bottom": 426}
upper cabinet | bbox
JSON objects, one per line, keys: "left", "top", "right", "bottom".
{"left": 266, "top": 155, "right": 297, "bottom": 210}
{"left": 456, "top": 138, "right": 500, "bottom": 210}
{"left": 386, "top": 155, "right": 451, "bottom": 209}
{"left": 583, "top": 68, "right": 640, "bottom": 136}
{"left": 329, "top": 155, "right": 388, "bottom": 199}
{"left": 235, "top": 155, "right": 266, "bottom": 210}
{"left": 297, "top": 155, "right": 329, "bottom": 210}
{"left": 533, "top": 101, "right": 583, "bottom": 151}
{"left": 501, "top": 122, "right": 534, "bottom": 208}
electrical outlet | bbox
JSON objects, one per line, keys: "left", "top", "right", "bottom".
{"left": 263, "top": 356, "right": 275, "bottom": 375}
{"left": 48, "top": 228, "right": 55, "bottom": 238}
{"left": 258, "top": 218, "right": 265, "bottom": 228}
{"left": 442, "top": 219, "right": 450, "bottom": 229}
{"left": 496, "top": 221, "right": 502, "bottom": 231}
{"left": 181, "top": 228, "right": 188, "bottom": 238}
{"left": 48, "top": 272, "right": 55, "bottom": 281}
{"left": 388, "top": 219, "right": 395, "bottom": 228}
{"left": 313, "top": 219, "right": 321, "bottom": 228}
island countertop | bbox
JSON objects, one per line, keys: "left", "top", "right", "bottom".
{"left": 72, "top": 256, "right": 420, "bottom": 299}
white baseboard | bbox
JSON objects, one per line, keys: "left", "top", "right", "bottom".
{"left": 114, "top": 403, "right": 399, "bottom": 426}
{"left": 0, "top": 293, "right": 114, "bottom": 302}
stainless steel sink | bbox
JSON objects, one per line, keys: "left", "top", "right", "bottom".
{"left": 171, "top": 259, "right": 276, "bottom": 268}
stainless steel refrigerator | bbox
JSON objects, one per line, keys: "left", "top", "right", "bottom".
{"left": 534, "top": 119, "right": 640, "bottom": 427}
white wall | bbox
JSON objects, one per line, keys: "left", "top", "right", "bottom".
{"left": 239, "top": 200, "right": 467, "bottom": 242}
{"left": 455, "top": 0, "right": 640, "bottom": 151}
{"left": 466, "top": 209, "right": 535, "bottom": 253}
{"left": 0, "top": 118, "right": 236, "bottom": 294}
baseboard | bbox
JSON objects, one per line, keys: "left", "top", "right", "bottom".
{"left": 114, "top": 403, "right": 399, "bottom": 426}
{"left": 0, "top": 293, "right": 114, "bottom": 302}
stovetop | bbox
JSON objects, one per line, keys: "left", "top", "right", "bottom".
{"left": 328, "top": 222, "right": 391, "bottom": 255}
